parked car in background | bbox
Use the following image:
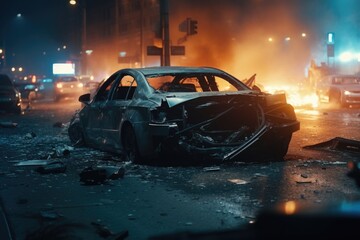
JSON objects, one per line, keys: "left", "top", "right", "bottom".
{"left": 13, "top": 77, "right": 39, "bottom": 102}
{"left": 53, "top": 76, "right": 84, "bottom": 101}
{"left": 316, "top": 74, "right": 360, "bottom": 107}
{"left": 36, "top": 78, "right": 55, "bottom": 100}
{"left": 0, "top": 74, "right": 22, "bottom": 114}
{"left": 68, "top": 66, "right": 300, "bottom": 164}
{"left": 77, "top": 75, "right": 101, "bottom": 98}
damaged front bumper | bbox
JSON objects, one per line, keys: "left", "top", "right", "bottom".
{"left": 176, "top": 120, "right": 300, "bottom": 161}
{"left": 148, "top": 93, "right": 300, "bottom": 162}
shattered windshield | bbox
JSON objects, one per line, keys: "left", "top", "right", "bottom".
{"left": 146, "top": 73, "right": 248, "bottom": 92}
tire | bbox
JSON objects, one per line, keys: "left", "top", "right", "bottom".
{"left": 14, "top": 106, "right": 22, "bottom": 115}
{"left": 123, "top": 126, "right": 142, "bottom": 163}
{"left": 271, "top": 134, "right": 292, "bottom": 160}
{"left": 329, "top": 91, "right": 341, "bottom": 108}
{"left": 68, "top": 121, "right": 85, "bottom": 146}
{"left": 54, "top": 95, "right": 61, "bottom": 102}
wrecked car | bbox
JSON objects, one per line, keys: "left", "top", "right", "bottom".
{"left": 68, "top": 67, "right": 300, "bottom": 163}
{"left": 0, "top": 74, "right": 22, "bottom": 114}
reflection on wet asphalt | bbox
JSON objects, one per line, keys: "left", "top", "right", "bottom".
{"left": 0, "top": 101, "right": 360, "bottom": 239}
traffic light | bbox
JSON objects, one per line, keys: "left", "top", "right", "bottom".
{"left": 188, "top": 19, "right": 198, "bottom": 35}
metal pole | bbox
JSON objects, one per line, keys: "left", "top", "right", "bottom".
{"left": 160, "top": 0, "right": 170, "bottom": 66}
{"left": 82, "top": 1, "right": 87, "bottom": 75}
{"left": 140, "top": 0, "right": 144, "bottom": 67}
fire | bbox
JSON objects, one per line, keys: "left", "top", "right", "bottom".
{"left": 263, "top": 84, "right": 319, "bottom": 108}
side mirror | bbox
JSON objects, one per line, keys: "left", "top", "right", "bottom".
{"left": 79, "top": 93, "right": 91, "bottom": 104}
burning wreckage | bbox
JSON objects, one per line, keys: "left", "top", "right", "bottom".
{"left": 68, "top": 67, "right": 300, "bottom": 163}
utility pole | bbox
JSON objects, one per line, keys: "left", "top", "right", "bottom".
{"left": 81, "top": 1, "right": 87, "bottom": 75}
{"left": 160, "top": 0, "right": 170, "bottom": 66}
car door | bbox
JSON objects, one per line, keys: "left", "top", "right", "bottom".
{"left": 83, "top": 74, "right": 117, "bottom": 146}
{"left": 101, "top": 73, "right": 138, "bottom": 151}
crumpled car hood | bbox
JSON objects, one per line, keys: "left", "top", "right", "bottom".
{"left": 159, "top": 90, "right": 256, "bottom": 108}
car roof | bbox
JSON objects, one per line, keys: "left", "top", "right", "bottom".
{"left": 327, "top": 74, "right": 360, "bottom": 78}
{"left": 132, "top": 66, "right": 227, "bottom": 76}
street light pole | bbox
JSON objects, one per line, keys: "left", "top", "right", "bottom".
{"left": 160, "top": 0, "right": 170, "bottom": 66}
{"left": 69, "top": 0, "right": 87, "bottom": 75}
{"left": 81, "top": 2, "right": 87, "bottom": 75}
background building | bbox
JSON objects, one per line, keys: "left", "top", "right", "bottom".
{"left": 76, "top": 0, "right": 160, "bottom": 81}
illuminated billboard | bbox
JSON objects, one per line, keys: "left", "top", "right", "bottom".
{"left": 52, "top": 63, "right": 75, "bottom": 75}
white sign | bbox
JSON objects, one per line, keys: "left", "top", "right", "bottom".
{"left": 52, "top": 63, "right": 75, "bottom": 75}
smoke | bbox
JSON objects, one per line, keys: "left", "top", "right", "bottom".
{"left": 169, "top": 0, "right": 319, "bottom": 84}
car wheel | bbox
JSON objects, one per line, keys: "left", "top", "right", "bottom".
{"left": 68, "top": 121, "right": 85, "bottom": 146}
{"left": 123, "top": 126, "right": 142, "bottom": 163}
{"left": 14, "top": 106, "right": 22, "bottom": 115}
{"left": 54, "top": 96, "right": 60, "bottom": 102}
{"left": 271, "top": 134, "right": 292, "bottom": 160}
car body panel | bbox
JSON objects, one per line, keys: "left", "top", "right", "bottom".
{"left": 0, "top": 74, "right": 22, "bottom": 114}
{"left": 54, "top": 76, "right": 84, "bottom": 101}
{"left": 316, "top": 74, "right": 360, "bottom": 106}
{"left": 69, "top": 66, "right": 300, "bottom": 162}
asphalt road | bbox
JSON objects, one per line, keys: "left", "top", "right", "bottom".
{"left": 1, "top": 100, "right": 360, "bottom": 239}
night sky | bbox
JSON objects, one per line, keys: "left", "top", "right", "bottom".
{"left": 1, "top": 0, "right": 78, "bottom": 76}
{"left": 2, "top": 0, "right": 360, "bottom": 77}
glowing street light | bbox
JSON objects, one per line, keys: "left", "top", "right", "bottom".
{"left": 69, "top": 0, "right": 87, "bottom": 75}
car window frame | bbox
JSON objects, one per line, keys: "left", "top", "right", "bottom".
{"left": 110, "top": 73, "right": 138, "bottom": 101}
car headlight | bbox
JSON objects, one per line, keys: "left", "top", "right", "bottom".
{"left": 344, "top": 90, "right": 351, "bottom": 95}
{"left": 151, "top": 110, "right": 167, "bottom": 123}
{"left": 56, "top": 83, "right": 63, "bottom": 88}
{"left": 78, "top": 83, "right": 84, "bottom": 88}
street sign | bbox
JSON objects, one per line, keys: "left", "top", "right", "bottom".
{"left": 118, "top": 56, "right": 140, "bottom": 63}
{"left": 147, "top": 46, "right": 162, "bottom": 56}
{"left": 171, "top": 46, "right": 185, "bottom": 55}
{"left": 327, "top": 44, "right": 334, "bottom": 57}
{"left": 147, "top": 45, "right": 185, "bottom": 56}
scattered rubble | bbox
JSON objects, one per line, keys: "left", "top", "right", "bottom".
{"left": 24, "top": 132, "right": 37, "bottom": 139}
{"left": 79, "top": 166, "right": 125, "bottom": 185}
{"left": 53, "top": 122, "right": 65, "bottom": 128}
{"left": 203, "top": 166, "right": 221, "bottom": 172}
{"left": 0, "top": 121, "right": 18, "bottom": 128}
{"left": 36, "top": 162, "right": 66, "bottom": 174}
{"left": 303, "top": 137, "right": 360, "bottom": 153}
{"left": 294, "top": 174, "right": 316, "bottom": 184}
{"left": 228, "top": 179, "right": 248, "bottom": 185}
{"left": 91, "top": 222, "right": 129, "bottom": 239}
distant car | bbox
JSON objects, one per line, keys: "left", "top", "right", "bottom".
{"left": 316, "top": 74, "right": 360, "bottom": 107}
{"left": 13, "top": 78, "right": 39, "bottom": 102}
{"left": 0, "top": 74, "right": 22, "bottom": 114}
{"left": 53, "top": 76, "right": 84, "bottom": 101}
{"left": 68, "top": 67, "right": 300, "bottom": 163}
{"left": 36, "top": 78, "right": 55, "bottom": 100}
